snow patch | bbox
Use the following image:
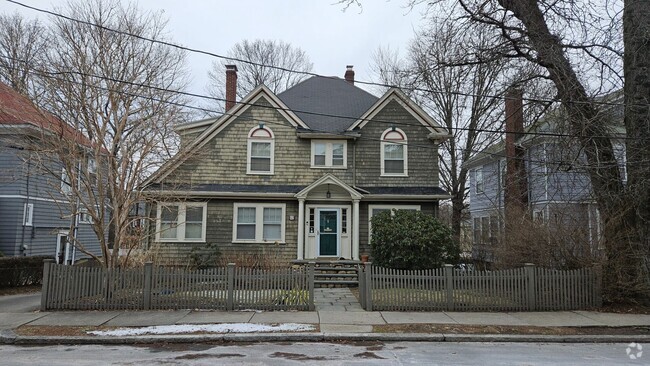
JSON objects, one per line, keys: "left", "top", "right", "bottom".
{"left": 88, "top": 323, "right": 315, "bottom": 336}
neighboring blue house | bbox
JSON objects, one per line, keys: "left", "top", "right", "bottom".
{"left": 466, "top": 90, "right": 626, "bottom": 264}
{"left": 0, "top": 82, "right": 104, "bottom": 264}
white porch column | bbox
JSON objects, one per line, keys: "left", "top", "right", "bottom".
{"left": 297, "top": 198, "right": 305, "bottom": 260}
{"left": 352, "top": 199, "right": 360, "bottom": 260}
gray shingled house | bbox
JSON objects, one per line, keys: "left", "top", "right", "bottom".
{"left": 144, "top": 66, "right": 449, "bottom": 263}
{"left": 0, "top": 82, "right": 105, "bottom": 263}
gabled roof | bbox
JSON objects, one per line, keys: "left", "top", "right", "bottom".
{"left": 0, "top": 81, "right": 91, "bottom": 146}
{"left": 295, "top": 173, "right": 364, "bottom": 200}
{"left": 347, "top": 88, "right": 449, "bottom": 139}
{"left": 278, "top": 76, "right": 378, "bottom": 133}
{"left": 144, "top": 84, "right": 307, "bottom": 185}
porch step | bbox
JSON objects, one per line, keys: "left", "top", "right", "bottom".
{"left": 314, "top": 272, "right": 358, "bottom": 278}
{"left": 292, "top": 259, "right": 361, "bottom": 288}
{"left": 314, "top": 280, "right": 359, "bottom": 286}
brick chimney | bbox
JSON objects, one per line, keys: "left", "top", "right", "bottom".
{"left": 504, "top": 87, "right": 528, "bottom": 216}
{"left": 344, "top": 65, "right": 354, "bottom": 84}
{"left": 225, "top": 65, "right": 238, "bottom": 112}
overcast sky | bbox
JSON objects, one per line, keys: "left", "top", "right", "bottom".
{"left": 1, "top": 0, "right": 427, "bottom": 98}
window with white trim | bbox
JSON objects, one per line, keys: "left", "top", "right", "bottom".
{"left": 368, "top": 204, "right": 420, "bottom": 241}
{"left": 87, "top": 157, "right": 97, "bottom": 185}
{"left": 381, "top": 128, "right": 407, "bottom": 176}
{"left": 475, "top": 168, "right": 484, "bottom": 193}
{"left": 61, "top": 168, "right": 72, "bottom": 195}
{"left": 79, "top": 207, "right": 93, "bottom": 224}
{"left": 23, "top": 203, "right": 33, "bottom": 226}
{"left": 311, "top": 140, "right": 347, "bottom": 168}
{"left": 156, "top": 202, "right": 207, "bottom": 242}
{"left": 247, "top": 125, "right": 274, "bottom": 174}
{"left": 233, "top": 203, "right": 286, "bottom": 243}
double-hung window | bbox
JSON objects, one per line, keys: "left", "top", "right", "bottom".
{"left": 23, "top": 203, "right": 33, "bottom": 226}
{"left": 156, "top": 202, "right": 207, "bottom": 242}
{"left": 61, "top": 168, "right": 72, "bottom": 195}
{"left": 247, "top": 125, "right": 274, "bottom": 174}
{"left": 311, "top": 141, "right": 347, "bottom": 168}
{"left": 381, "top": 128, "right": 407, "bottom": 176}
{"left": 233, "top": 203, "right": 285, "bottom": 243}
{"left": 79, "top": 207, "right": 94, "bottom": 224}
{"left": 87, "top": 157, "right": 97, "bottom": 185}
{"left": 475, "top": 169, "right": 484, "bottom": 193}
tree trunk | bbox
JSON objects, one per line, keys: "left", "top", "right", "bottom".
{"left": 499, "top": 0, "right": 648, "bottom": 302}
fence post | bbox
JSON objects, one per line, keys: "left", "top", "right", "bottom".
{"left": 593, "top": 262, "right": 603, "bottom": 308}
{"left": 444, "top": 264, "right": 454, "bottom": 311}
{"left": 524, "top": 263, "right": 536, "bottom": 311}
{"left": 143, "top": 262, "right": 153, "bottom": 310}
{"left": 40, "top": 259, "right": 54, "bottom": 311}
{"left": 226, "top": 263, "right": 235, "bottom": 311}
{"left": 307, "top": 261, "right": 315, "bottom": 311}
{"left": 364, "top": 262, "right": 372, "bottom": 311}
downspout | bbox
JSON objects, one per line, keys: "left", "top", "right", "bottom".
{"left": 352, "top": 138, "right": 357, "bottom": 187}
{"left": 69, "top": 160, "right": 82, "bottom": 264}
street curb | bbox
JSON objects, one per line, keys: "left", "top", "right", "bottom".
{"left": 2, "top": 332, "right": 650, "bottom": 345}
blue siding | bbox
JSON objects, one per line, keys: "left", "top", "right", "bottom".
{"left": 468, "top": 159, "right": 503, "bottom": 214}
{"left": 1, "top": 137, "right": 105, "bottom": 261}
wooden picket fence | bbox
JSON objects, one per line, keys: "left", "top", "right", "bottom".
{"left": 41, "top": 260, "right": 314, "bottom": 311}
{"left": 358, "top": 263, "right": 602, "bottom": 311}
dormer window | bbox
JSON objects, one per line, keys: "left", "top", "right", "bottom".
{"left": 247, "top": 125, "right": 274, "bottom": 175}
{"left": 381, "top": 128, "right": 407, "bottom": 176}
{"left": 311, "top": 140, "right": 347, "bottom": 168}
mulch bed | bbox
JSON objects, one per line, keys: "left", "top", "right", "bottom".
{"left": 15, "top": 323, "right": 650, "bottom": 337}
{"left": 374, "top": 323, "right": 650, "bottom": 335}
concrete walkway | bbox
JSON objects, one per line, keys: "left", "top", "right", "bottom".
{"left": 2, "top": 309, "right": 650, "bottom": 333}
{"left": 2, "top": 290, "right": 650, "bottom": 340}
{"left": 313, "top": 288, "right": 363, "bottom": 312}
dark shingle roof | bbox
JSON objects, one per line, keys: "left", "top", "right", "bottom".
{"left": 278, "top": 76, "right": 378, "bottom": 133}
{"left": 357, "top": 186, "right": 448, "bottom": 196}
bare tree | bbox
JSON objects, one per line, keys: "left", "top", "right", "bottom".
{"left": 0, "top": 13, "right": 48, "bottom": 100}
{"left": 207, "top": 39, "right": 313, "bottom": 111}
{"left": 347, "top": 0, "right": 648, "bottom": 303}
{"left": 372, "top": 20, "right": 513, "bottom": 244}
{"left": 28, "top": 0, "right": 189, "bottom": 268}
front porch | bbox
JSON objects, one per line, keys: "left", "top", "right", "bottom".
{"left": 295, "top": 174, "right": 363, "bottom": 261}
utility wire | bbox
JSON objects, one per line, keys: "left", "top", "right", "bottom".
{"left": 0, "top": 54, "right": 634, "bottom": 143}
{"left": 2, "top": 60, "right": 636, "bottom": 169}
{"left": 5, "top": 0, "right": 634, "bottom": 109}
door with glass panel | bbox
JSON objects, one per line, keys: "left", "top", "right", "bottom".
{"left": 317, "top": 209, "right": 339, "bottom": 256}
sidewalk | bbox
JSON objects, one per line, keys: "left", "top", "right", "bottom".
{"left": 1, "top": 289, "right": 650, "bottom": 344}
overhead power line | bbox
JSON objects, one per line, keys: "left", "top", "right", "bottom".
{"left": 1, "top": 60, "right": 638, "bottom": 169}
{"left": 0, "top": 54, "right": 634, "bottom": 143}
{"left": 5, "top": 0, "right": 633, "bottom": 109}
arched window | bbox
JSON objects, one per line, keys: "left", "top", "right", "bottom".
{"left": 247, "top": 125, "right": 274, "bottom": 174}
{"left": 381, "top": 128, "right": 407, "bottom": 176}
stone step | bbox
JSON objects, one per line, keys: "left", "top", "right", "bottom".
{"left": 313, "top": 266, "right": 359, "bottom": 272}
{"left": 314, "top": 280, "right": 359, "bottom": 285}
{"left": 314, "top": 273, "right": 358, "bottom": 278}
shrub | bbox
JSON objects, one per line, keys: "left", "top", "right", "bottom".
{"left": 0, "top": 256, "right": 50, "bottom": 287}
{"left": 189, "top": 242, "right": 222, "bottom": 269}
{"left": 371, "top": 210, "right": 460, "bottom": 270}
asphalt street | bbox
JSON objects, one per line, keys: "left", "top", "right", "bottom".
{"left": 0, "top": 342, "right": 643, "bottom": 365}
